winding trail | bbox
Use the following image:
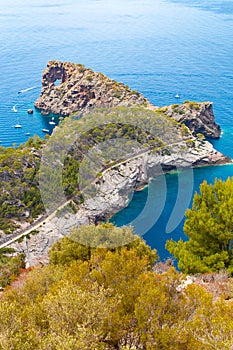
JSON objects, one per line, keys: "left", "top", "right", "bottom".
{"left": 0, "top": 200, "right": 71, "bottom": 250}
{"left": 0, "top": 148, "right": 152, "bottom": 250}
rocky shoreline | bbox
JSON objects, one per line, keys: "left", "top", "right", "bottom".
{"left": 8, "top": 60, "right": 232, "bottom": 265}
{"left": 11, "top": 139, "right": 231, "bottom": 267}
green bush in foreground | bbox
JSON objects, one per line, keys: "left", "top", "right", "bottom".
{"left": 0, "top": 249, "right": 25, "bottom": 288}
{"left": 49, "top": 223, "right": 157, "bottom": 267}
{"left": 166, "top": 177, "right": 233, "bottom": 274}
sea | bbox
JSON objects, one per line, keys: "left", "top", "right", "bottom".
{"left": 1, "top": 0, "right": 233, "bottom": 260}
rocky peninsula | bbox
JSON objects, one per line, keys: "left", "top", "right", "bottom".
{"left": 6, "top": 60, "right": 231, "bottom": 266}
{"left": 34, "top": 60, "right": 152, "bottom": 116}
{"left": 35, "top": 60, "right": 221, "bottom": 139}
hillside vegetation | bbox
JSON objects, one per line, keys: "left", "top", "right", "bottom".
{"left": 0, "top": 105, "right": 192, "bottom": 234}
{"left": 167, "top": 177, "right": 233, "bottom": 274}
{"left": 0, "top": 224, "right": 233, "bottom": 350}
{"left": 0, "top": 136, "right": 45, "bottom": 235}
{"left": 40, "top": 105, "right": 193, "bottom": 207}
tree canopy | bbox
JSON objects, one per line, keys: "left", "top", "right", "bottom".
{"left": 0, "top": 136, "right": 45, "bottom": 234}
{"left": 166, "top": 177, "right": 233, "bottom": 274}
{"left": 48, "top": 223, "right": 158, "bottom": 267}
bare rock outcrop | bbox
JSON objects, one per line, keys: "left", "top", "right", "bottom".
{"left": 34, "top": 60, "right": 151, "bottom": 116}
{"left": 162, "top": 101, "right": 221, "bottom": 139}
{"left": 35, "top": 61, "right": 221, "bottom": 140}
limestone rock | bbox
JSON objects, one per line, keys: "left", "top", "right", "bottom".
{"left": 35, "top": 61, "right": 221, "bottom": 140}
{"left": 34, "top": 60, "right": 151, "bottom": 116}
{"left": 163, "top": 101, "right": 221, "bottom": 139}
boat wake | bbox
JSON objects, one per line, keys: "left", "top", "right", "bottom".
{"left": 12, "top": 105, "right": 18, "bottom": 112}
{"left": 18, "top": 86, "right": 38, "bottom": 94}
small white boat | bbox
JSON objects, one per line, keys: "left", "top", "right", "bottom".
{"left": 42, "top": 128, "right": 49, "bottom": 133}
{"left": 49, "top": 117, "right": 56, "bottom": 125}
{"left": 14, "top": 123, "right": 22, "bottom": 128}
{"left": 175, "top": 93, "right": 180, "bottom": 98}
{"left": 25, "top": 132, "right": 30, "bottom": 136}
{"left": 18, "top": 86, "right": 37, "bottom": 94}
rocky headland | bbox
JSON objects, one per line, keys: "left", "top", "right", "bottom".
{"left": 5, "top": 60, "right": 231, "bottom": 265}
{"left": 34, "top": 60, "right": 152, "bottom": 116}
{"left": 161, "top": 101, "right": 221, "bottom": 139}
{"left": 35, "top": 61, "right": 221, "bottom": 140}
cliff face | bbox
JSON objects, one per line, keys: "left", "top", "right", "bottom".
{"left": 34, "top": 60, "right": 151, "bottom": 116}
{"left": 162, "top": 101, "right": 221, "bottom": 139}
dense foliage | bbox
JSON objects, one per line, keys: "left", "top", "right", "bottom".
{"left": 0, "top": 136, "right": 45, "bottom": 234}
{"left": 40, "top": 106, "right": 192, "bottom": 208}
{"left": 0, "top": 224, "right": 233, "bottom": 349}
{"left": 0, "top": 248, "right": 25, "bottom": 287}
{"left": 0, "top": 106, "right": 192, "bottom": 235}
{"left": 49, "top": 223, "right": 157, "bottom": 266}
{"left": 166, "top": 177, "right": 233, "bottom": 274}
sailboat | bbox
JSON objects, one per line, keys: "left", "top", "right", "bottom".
{"left": 175, "top": 93, "right": 180, "bottom": 98}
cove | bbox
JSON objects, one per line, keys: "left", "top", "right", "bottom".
{"left": 111, "top": 163, "right": 233, "bottom": 260}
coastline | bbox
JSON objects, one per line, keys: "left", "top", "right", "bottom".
{"left": 2, "top": 60, "right": 231, "bottom": 266}
{"left": 9, "top": 138, "right": 231, "bottom": 267}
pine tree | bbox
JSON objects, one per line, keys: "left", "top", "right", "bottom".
{"left": 166, "top": 177, "right": 233, "bottom": 274}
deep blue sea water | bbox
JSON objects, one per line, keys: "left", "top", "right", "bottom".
{"left": 1, "top": 0, "right": 233, "bottom": 259}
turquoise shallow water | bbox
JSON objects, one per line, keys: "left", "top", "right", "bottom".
{"left": 1, "top": 0, "right": 233, "bottom": 259}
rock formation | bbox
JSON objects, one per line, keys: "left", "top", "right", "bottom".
{"left": 34, "top": 60, "right": 151, "bottom": 116}
{"left": 35, "top": 61, "right": 221, "bottom": 141}
{"left": 162, "top": 101, "right": 221, "bottom": 138}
